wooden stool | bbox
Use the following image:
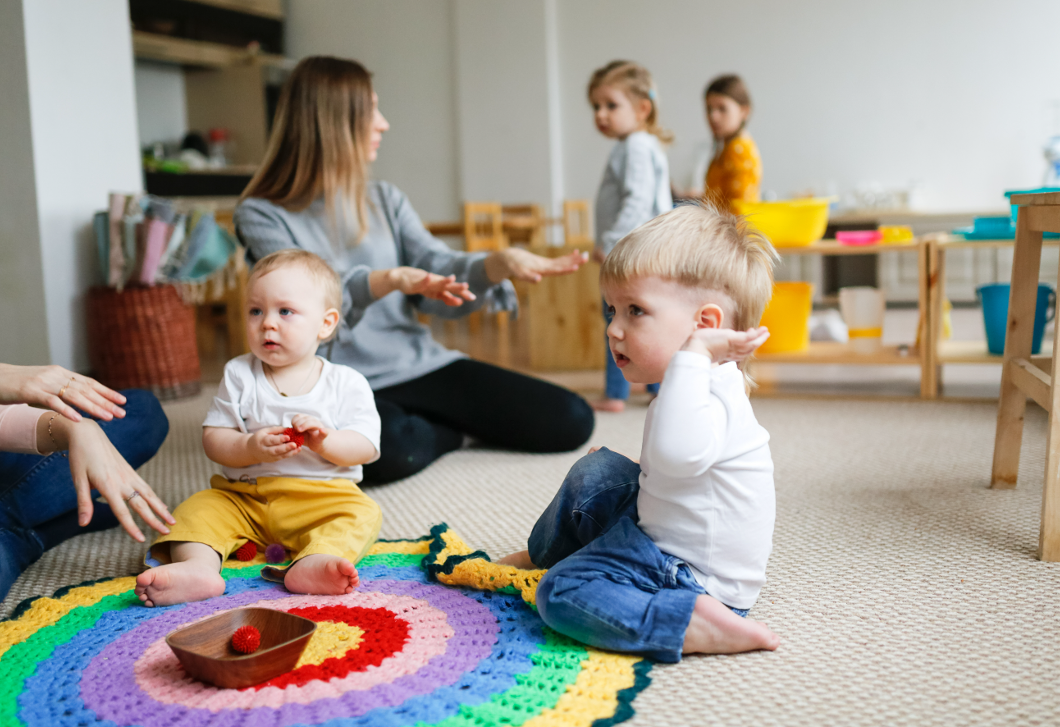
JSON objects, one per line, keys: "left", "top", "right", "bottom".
{"left": 990, "top": 191, "right": 1060, "bottom": 560}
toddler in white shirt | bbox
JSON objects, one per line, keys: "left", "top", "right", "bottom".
{"left": 501, "top": 203, "right": 781, "bottom": 660}
{"left": 136, "top": 249, "right": 382, "bottom": 607}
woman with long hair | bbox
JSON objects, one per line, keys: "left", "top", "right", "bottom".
{"left": 235, "top": 56, "right": 595, "bottom": 484}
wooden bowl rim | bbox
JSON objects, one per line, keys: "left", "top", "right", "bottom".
{"left": 165, "top": 607, "right": 318, "bottom": 662}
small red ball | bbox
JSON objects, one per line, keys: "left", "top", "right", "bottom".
{"left": 283, "top": 427, "right": 305, "bottom": 447}
{"left": 232, "top": 625, "right": 261, "bottom": 654}
{"left": 234, "top": 542, "right": 257, "bottom": 562}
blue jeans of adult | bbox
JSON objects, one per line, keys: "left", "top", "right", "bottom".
{"left": 529, "top": 447, "right": 747, "bottom": 663}
{"left": 0, "top": 389, "right": 169, "bottom": 602}
{"left": 602, "top": 300, "right": 659, "bottom": 400}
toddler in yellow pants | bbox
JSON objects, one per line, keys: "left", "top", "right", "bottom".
{"left": 135, "top": 249, "right": 386, "bottom": 607}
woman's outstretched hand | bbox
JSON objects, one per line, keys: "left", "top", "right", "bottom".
{"left": 485, "top": 248, "right": 588, "bottom": 284}
{"left": 370, "top": 267, "right": 477, "bottom": 306}
{"left": 53, "top": 418, "right": 176, "bottom": 543}
{"left": 0, "top": 363, "right": 126, "bottom": 422}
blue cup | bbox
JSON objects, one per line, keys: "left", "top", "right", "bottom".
{"left": 977, "top": 283, "right": 1056, "bottom": 355}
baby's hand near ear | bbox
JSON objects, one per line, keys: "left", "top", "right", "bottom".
{"left": 682, "top": 326, "right": 769, "bottom": 364}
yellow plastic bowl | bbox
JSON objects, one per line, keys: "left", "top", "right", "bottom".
{"left": 758, "top": 282, "right": 813, "bottom": 353}
{"left": 733, "top": 198, "right": 831, "bottom": 247}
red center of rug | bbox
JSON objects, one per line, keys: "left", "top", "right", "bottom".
{"left": 249, "top": 605, "right": 410, "bottom": 690}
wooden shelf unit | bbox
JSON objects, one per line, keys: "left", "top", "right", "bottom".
{"left": 757, "top": 342, "right": 917, "bottom": 365}
{"left": 753, "top": 238, "right": 933, "bottom": 397}
{"left": 133, "top": 31, "right": 289, "bottom": 69}
{"left": 924, "top": 234, "right": 1060, "bottom": 396}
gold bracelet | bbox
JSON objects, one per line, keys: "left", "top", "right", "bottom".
{"left": 47, "top": 413, "right": 68, "bottom": 458}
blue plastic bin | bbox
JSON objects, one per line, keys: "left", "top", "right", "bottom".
{"left": 977, "top": 282, "right": 1055, "bottom": 355}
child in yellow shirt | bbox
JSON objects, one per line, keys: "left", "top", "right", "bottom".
{"left": 704, "top": 74, "right": 762, "bottom": 213}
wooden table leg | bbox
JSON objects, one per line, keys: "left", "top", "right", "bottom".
{"left": 991, "top": 212, "right": 1044, "bottom": 490}
{"left": 920, "top": 239, "right": 937, "bottom": 398}
{"left": 1040, "top": 252, "right": 1060, "bottom": 560}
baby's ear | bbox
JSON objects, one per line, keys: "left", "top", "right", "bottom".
{"left": 695, "top": 303, "right": 725, "bottom": 330}
{"left": 319, "top": 308, "right": 341, "bottom": 340}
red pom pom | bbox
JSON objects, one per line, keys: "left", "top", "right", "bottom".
{"left": 283, "top": 427, "right": 305, "bottom": 447}
{"left": 232, "top": 625, "right": 261, "bottom": 654}
{"left": 234, "top": 542, "right": 257, "bottom": 562}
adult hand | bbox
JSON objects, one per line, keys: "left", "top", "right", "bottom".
{"left": 485, "top": 248, "right": 588, "bottom": 284}
{"left": 62, "top": 419, "right": 175, "bottom": 543}
{"left": 681, "top": 326, "right": 770, "bottom": 364}
{"left": 369, "top": 267, "right": 477, "bottom": 306}
{"left": 0, "top": 363, "right": 126, "bottom": 422}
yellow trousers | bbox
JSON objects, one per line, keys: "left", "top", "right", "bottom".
{"left": 149, "top": 475, "right": 382, "bottom": 581}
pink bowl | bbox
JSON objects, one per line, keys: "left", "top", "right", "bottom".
{"left": 836, "top": 230, "right": 883, "bottom": 246}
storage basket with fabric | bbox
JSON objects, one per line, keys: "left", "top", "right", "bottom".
{"left": 86, "top": 285, "right": 201, "bottom": 400}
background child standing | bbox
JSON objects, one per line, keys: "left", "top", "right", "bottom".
{"left": 589, "top": 60, "right": 674, "bottom": 413}
{"left": 704, "top": 74, "right": 762, "bottom": 212}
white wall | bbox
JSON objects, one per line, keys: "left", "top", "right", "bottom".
{"left": 134, "top": 60, "right": 188, "bottom": 147}
{"left": 285, "top": 0, "right": 463, "bottom": 222}
{"left": 285, "top": 0, "right": 1060, "bottom": 218}
{"left": 557, "top": 0, "right": 1060, "bottom": 213}
{"left": 17, "top": 0, "right": 143, "bottom": 370}
{"left": 0, "top": 0, "right": 49, "bottom": 365}
{"left": 452, "top": 0, "right": 559, "bottom": 208}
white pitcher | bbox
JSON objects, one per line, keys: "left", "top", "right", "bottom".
{"left": 839, "top": 286, "right": 885, "bottom": 353}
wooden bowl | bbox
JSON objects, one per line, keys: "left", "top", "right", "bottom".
{"left": 166, "top": 607, "right": 317, "bottom": 689}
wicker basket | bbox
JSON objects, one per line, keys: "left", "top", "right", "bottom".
{"left": 87, "top": 285, "right": 201, "bottom": 400}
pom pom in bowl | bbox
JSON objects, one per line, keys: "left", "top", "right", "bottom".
{"left": 166, "top": 607, "right": 315, "bottom": 688}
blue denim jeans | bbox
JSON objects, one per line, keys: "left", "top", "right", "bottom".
{"left": 0, "top": 389, "right": 169, "bottom": 601}
{"left": 603, "top": 301, "right": 658, "bottom": 400}
{"left": 529, "top": 447, "right": 746, "bottom": 663}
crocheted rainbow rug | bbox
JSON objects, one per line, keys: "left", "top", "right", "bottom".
{"left": 0, "top": 524, "right": 652, "bottom": 727}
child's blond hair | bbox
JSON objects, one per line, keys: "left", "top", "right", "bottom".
{"left": 600, "top": 202, "right": 777, "bottom": 333}
{"left": 587, "top": 60, "right": 673, "bottom": 144}
{"left": 249, "top": 248, "right": 342, "bottom": 314}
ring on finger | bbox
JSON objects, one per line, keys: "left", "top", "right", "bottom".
{"left": 58, "top": 376, "right": 75, "bottom": 399}
{"left": 124, "top": 491, "right": 142, "bottom": 503}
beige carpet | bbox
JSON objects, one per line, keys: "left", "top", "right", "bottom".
{"left": 3, "top": 390, "right": 1059, "bottom": 725}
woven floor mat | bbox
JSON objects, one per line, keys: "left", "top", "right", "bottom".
{"left": 3, "top": 388, "right": 1060, "bottom": 725}
{"left": 0, "top": 526, "right": 648, "bottom": 726}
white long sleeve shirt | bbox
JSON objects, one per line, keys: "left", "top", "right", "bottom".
{"left": 594, "top": 131, "right": 673, "bottom": 256}
{"left": 637, "top": 352, "right": 775, "bottom": 610}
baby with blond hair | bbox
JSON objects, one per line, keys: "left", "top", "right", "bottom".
{"left": 501, "top": 203, "right": 781, "bottom": 660}
{"left": 136, "top": 249, "right": 382, "bottom": 607}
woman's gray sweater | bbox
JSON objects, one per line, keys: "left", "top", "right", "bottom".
{"left": 234, "top": 181, "right": 515, "bottom": 390}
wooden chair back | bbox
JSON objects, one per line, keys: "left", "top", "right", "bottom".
{"left": 502, "top": 204, "right": 544, "bottom": 247}
{"left": 563, "top": 200, "right": 592, "bottom": 246}
{"left": 463, "top": 202, "right": 505, "bottom": 252}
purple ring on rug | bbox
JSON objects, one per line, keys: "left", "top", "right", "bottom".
{"left": 79, "top": 580, "right": 499, "bottom": 727}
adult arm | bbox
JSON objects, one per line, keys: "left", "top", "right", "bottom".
{"left": 235, "top": 199, "right": 472, "bottom": 328}
{"left": 380, "top": 183, "right": 584, "bottom": 318}
{"left": 28, "top": 410, "right": 175, "bottom": 542}
{"left": 0, "top": 364, "right": 126, "bottom": 422}
{"left": 599, "top": 135, "right": 660, "bottom": 255}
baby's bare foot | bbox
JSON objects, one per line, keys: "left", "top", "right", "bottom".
{"left": 591, "top": 398, "right": 626, "bottom": 413}
{"left": 134, "top": 562, "right": 225, "bottom": 608}
{"left": 682, "top": 594, "right": 780, "bottom": 655}
{"left": 497, "top": 549, "right": 537, "bottom": 569}
{"left": 284, "top": 554, "right": 359, "bottom": 595}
